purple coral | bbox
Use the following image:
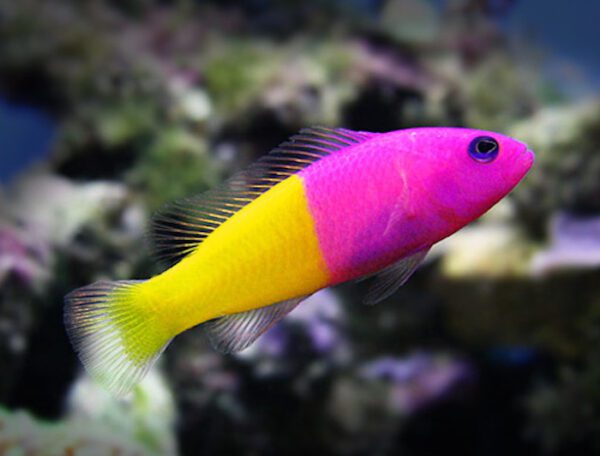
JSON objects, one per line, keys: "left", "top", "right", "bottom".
{"left": 359, "top": 353, "right": 475, "bottom": 415}
{"left": 286, "top": 288, "right": 346, "bottom": 354}
{"left": 0, "top": 224, "right": 51, "bottom": 288}
{"left": 531, "top": 212, "right": 600, "bottom": 275}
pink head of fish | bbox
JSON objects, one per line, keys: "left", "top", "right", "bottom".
{"left": 301, "top": 127, "right": 534, "bottom": 283}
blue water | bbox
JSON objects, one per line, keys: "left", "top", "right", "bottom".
{"left": 444, "top": 0, "right": 599, "bottom": 90}
{"left": 508, "top": 0, "right": 600, "bottom": 91}
{"left": 0, "top": 98, "right": 56, "bottom": 183}
{"left": 487, "top": 345, "right": 539, "bottom": 367}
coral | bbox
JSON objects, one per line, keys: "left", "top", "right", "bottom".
{"left": 0, "top": 361, "right": 176, "bottom": 455}
{"left": 66, "top": 368, "right": 177, "bottom": 455}
{"left": 0, "top": 407, "right": 150, "bottom": 455}
{"left": 356, "top": 353, "right": 474, "bottom": 415}
{"left": 326, "top": 352, "right": 474, "bottom": 453}
{"left": 2, "top": 173, "right": 129, "bottom": 248}
{"left": 203, "top": 41, "right": 280, "bottom": 115}
{"left": 127, "top": 127, "right": 219, "bottom": 211}
{"left": 531, "top": 212, "right": 600, "bottom": 276}
{"left": 0, "top": 224, "right": 51, "bottom": 290}
{"left": 0, "top": 171, "right": 148, "bottom": 411}
{"left": 462, "top": 53, "right": 540, "bottom": 131}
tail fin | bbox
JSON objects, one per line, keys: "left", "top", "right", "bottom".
{"left": 64, "top": 280, "right": 172, "bottom": 396}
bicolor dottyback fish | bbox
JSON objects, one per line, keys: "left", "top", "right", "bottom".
{"left": 64, "top": 127, "right": 534, "bottom": 395}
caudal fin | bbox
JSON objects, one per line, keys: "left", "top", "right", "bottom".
{"left": 64, "top": 280, "right": 172, "bottom": 396}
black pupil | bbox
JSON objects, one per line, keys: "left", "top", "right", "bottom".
{"left": 477, "top": 139, "right": 497, "bottom": 154}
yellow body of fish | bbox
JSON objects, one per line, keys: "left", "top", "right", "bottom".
{"left": 147, "top": 175, "right": 329, "bottom": 333}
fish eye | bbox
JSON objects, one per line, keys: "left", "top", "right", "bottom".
{"left": 468, "top": 136, "right": 499, "bottom": 163}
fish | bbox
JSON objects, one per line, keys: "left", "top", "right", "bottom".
{"left": 64, "top": 126, "right": 534, "bottom": 395}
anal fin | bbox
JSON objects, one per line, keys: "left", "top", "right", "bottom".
{"left": 205, "top": 295, "right": 309, "bottom": 353}
{"left": 363, "top": 247, "right": 431, "bottom": 305}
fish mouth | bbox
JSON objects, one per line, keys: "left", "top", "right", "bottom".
{"left": 526, "top": 148, "right": 535, "bottom": 167}
{"left": 521, "top": 146, "right": 535, "bottom": 170}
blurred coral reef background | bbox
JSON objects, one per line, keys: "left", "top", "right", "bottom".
{"left": 0, "top": 0, "right": 599, "bottom": 454}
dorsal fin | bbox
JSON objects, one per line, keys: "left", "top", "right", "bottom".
{"left": 151, "top": 127, "right": 376, "bottom": 265}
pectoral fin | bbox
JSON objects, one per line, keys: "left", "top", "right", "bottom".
{"left": 363, "top": 247, "right": 430, "bottom": 305}
{"left": 205, "top": 295, "right": 310, "bottom": 353}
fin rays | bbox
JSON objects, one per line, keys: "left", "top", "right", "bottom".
{"left": 64, "top": 280, "right": 173, "bottom": 396}
{"left": 363, "top": 247, "right": 430, "bottom": 305}
{"left": 150, "top": 127, "right": 376, "bottom": 266}
{"left": 206, "top": 295, "right": 309, "bottom": 353}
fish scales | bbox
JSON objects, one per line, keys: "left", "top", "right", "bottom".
{"left": 148, "top": 174, "right": 330, "bottom": 334}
